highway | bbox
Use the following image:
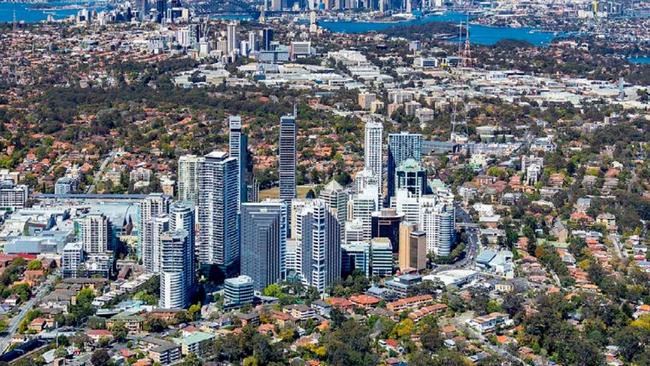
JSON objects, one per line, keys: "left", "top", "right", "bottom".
{"left": 0, "top": 273, "right": 57, "bottom": 355}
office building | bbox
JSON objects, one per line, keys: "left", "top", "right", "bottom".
{"left": 368, "top": 238, "right": 393, "bottom": 277}
{"left": 371, "top": 208, "right": 403, "bottom": 253}
{"left": 319, "top": 179, "right": 348, "bottom": 243}
{"left": 299, "top": 199, "right": 341, "bottom": 292}
{"left": 139, "top": 194, "right": 170, "bottom": 273}
{"left": 344, "top": 218, "right": 366, "bottom": 244}
{"left": 77, "top": 214, "right": 109, "bottom": 254}
{"left": 240, "top": 200, "right": 287, "bottom": 291}
{"left": 349, "top": 185, "right": 378, "bottom": 240}
{"left": 404, "top": 230, "right": 427, "bottom": 271}
{"left": 62, "top": 242, "right": 84, "bottom": 278}
{"left": 364, "top": 121, "right": 383, "bottom": 201}
{"left": 155, "top": 0, "right": 166, "bottom": 22}
{"left": 279, "top": 114, "right": 297, "bottom": 203}
{"left": 177, "top": 155, "right": 204, "bottom": 205}
{"left": 387, "top": 132, "right": 422, "bottom": 199}
{"left": 341, "top": 241, "right": 369, "bottom": 277}
{"left": 262, "top": 28, "right": 274, "bottom": 50}
{"left": 159, "top": 230, "right": 193, "bottom": 309}
{"left": 394, "top": 188, "right": 421, "bottom": 222}
{"left": 198, "top": 151, "right": 239, "bottom": 267}
{"left": 0, "top": 182, "right": 28, "bottom": 209}
{"left": 224, "top": 275, "right": 254, "bottom": 309}
{"left": 395, "top": 158, "right": 427, "bottom": 197}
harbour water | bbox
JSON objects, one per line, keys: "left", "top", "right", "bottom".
{"left": 319, "top": 13, "right": 559, "bottom": 46}
{"left": 628, "top": 56, "right": 650, "bottom": 64}
{"left": 2, "top": 3, "right": 557, "bottom": 47}
{"left": 0, "top": 1, "right": 105, "bottom": 23}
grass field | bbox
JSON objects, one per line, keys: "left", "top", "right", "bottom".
{"left": 259, "top": 185, "right": 317, "bottom": 200}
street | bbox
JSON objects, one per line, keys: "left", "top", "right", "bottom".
{"left": 0, "top": 273, "right": 58, "bottom": 354}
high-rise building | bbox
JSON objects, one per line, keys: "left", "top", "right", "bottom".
{"left": 299, "top": 199, "right": 341, "bottom": 292}
{"left": 77, "top": 214, "right": 109, "bottom": 254}
{"left": 155, "top": 0, "right": 166, "bottom": 23}
{"left": 169, "top": 201, "right": 196, "bottom": 290}
{"left": 279, "top": 114, "right": 297, "bottom": 203}
{"left": 159, "top": 230, "right": 194, "bottom": 309}
{"left": 349, "top": 185, "right": 378, "bottom": 241}
{"left": 262, "top": 28, "right": 274, "bottom": 50}
{"left": 139, "top": 194, "right": 170, "bottom": 272}
{"left": 344, "top": 218, "right": 366, "bottom": 244}
{"left": 248, "top": 31, "right": 258, "bottom": 52}
{"left": 341, "top": 241, "right": 369, "bottom": 277}
{"left": 398, "top": 221, "right": 415, "bottom": 269}
{"left": 240, "top": 200, "right": 287, "bottom": 291}
{"left": 394, "top": 188, "right": 421, "bottom": 223}
{"left": 395, "top": 158, "right": 427, "bottom": 198}
{"left": 227, "top": 22, "right": 238, "bottom": 54}
{"left": 151, "top": 214, "right": 170, "bottom": 273}
{"left": 229, "top": 115, "right": 248, "bottom": 212}
{"left": 62, "top": 242, "right": 84, "bottom": 279}
{"left": 136, "top": 0, "right": 148, "bottom": 20}
{"left": 364, "top": 121, "right": 383, "bottom": 201}
{"left": 387, "top": 132, "right": 422, "bottom": 199}
{"left": 371, "top": 208, "right": 404, "bottom": 253}
{"left": 404, "top": 230, "right": 427, "bottom": 271}
{"left": 419, "top": 198, "right": 455, "bottom": 257}
{"left": 319, "top": 180, "right": 348, "bottom": 243}
{"left": 368, "top": 238, "right": 393, "bottom": 277}
{"left": 177, "top": 155, "right": 204, "bottom": 205}
{"left": 224, "top": 275, "right": 254, "bottom": 309}
{"left": 198, "top": 151, "right": 239, "bottom": 267}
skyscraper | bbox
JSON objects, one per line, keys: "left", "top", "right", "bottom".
{"left": 159, "top": 230, "right": 194, "bottom": 309}
{"left": 350, "top": 184, "right": 379, "bottom": 240}
{"left": 299, "top": 199, "right": 341, "bottom": 292}
{"left": 198, "top": 151, "right": 239, "bottom": 267}
{"left": 227, "top": 22, "right": 238, "bottom": 54}
{"left": 248, "top": 31, "right": 258, "bottom": 52}
{"left": 319, "top": 179, "right": 348, "bottom": 243}
{"left": 151, "top": 214, "right": 170, "bottom": 273}
{"left": 169, "top": 201, "right": 196, "bottom": 290}
{"left": 371, "top": 208, "right": 404, "bottom": 253}
{"left": 77, "top": 214, "right": 109, "bottom": 254}
{"left": 387, "top": 132, "right": 422, "bottom": 199}
{"left": 240, "top": 200, "right": 287, "bottom": 291}
{"left": 279, "top": 114, "right": 297, "bottom": 203}
{"left": 229, "top": 115, "right": 248, "bottom": 212}
{"left": 155, "top": 0, "right": 166, "bottom": 23}
{"left": 364, "top": 121, "right": 383, "bottom": 201}
{"left": 177, "top": 154, "right": 204, "bottom": 205}
{"left": 262, "top": 28, "right": 274, "bottom": 50}
{"left": 395, "top": 158, "right": 427, "bottom": 198}
{"left": 139, "top": 193, "right": 170, "bottom": 272}
{"left": 419, "top": 197, "right": 455, "bottom": 257}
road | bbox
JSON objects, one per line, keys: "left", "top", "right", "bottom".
{"left": 86, "top": 150, "right": 117, "bottom": 193}
{"left": 0, "top": 274, "right": 57, "bottom": 354}
{"left": 452, "top": 313, "right": 526, "bottom": 365}
{"left": 609, "top": 233, "right": 626, "bottom": 259}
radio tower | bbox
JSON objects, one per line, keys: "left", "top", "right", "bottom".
{"left": 461, "top": 15, "right": 472, "bottom": 67}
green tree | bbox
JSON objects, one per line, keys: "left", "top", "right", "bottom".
{"left": 91, "top": 349, "right": 111, "bottom": 366}
{"left": 111, "top": 321, "right": 128, "bottom": 342}
{"left": 26, "top": 260, "right": 43, "bottom": 270}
